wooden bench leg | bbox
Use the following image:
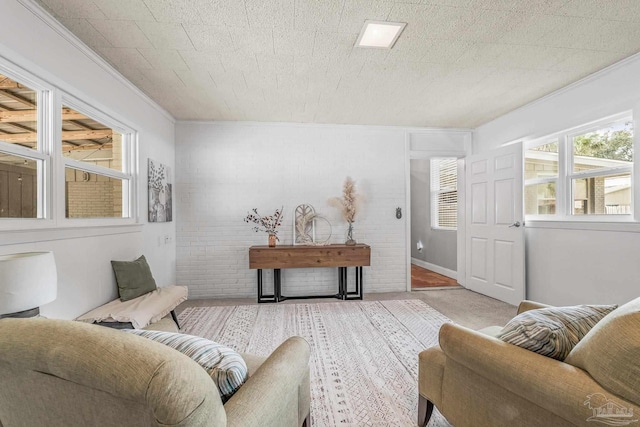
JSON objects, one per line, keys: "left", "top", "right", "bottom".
{"left": 418, "top": 395, "right": 434, "bottom": 427}
{"left": 170, "top": 310, "right": 180, "bottom": 329}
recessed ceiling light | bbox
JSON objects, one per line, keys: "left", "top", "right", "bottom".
{"left": 355, "top": 20, "right": 407, "bottom": 49}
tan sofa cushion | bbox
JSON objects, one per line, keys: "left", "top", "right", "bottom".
{"left": 565, "top": 296, "right": 640, "bottom": 406}
{"left": 143, "top": 315, "right": 179, "bottom": 332}
{"left": 477, "top": 325, "right": 503, "bottom": 337}
{"left": 0, "top": 318, "right": 225, "bottom": 427}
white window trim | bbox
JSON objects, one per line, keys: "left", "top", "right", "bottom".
{"left": 0, "top": 63, "right": 54, "bottom": 230}
{"left": 58, "top": 93, "right": 137, "bottom": 226}
{"left": 0, "top": 59, "right": 138, "bottom": 232}
{"left": 525, "top": 111, "right": 635, "bottom": 224}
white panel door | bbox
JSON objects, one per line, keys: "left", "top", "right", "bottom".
{"left": 465, "top": 143, "right": 525, "bottom": 306}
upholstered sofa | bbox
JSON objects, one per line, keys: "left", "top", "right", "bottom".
{"left": 0, "top": 318, "right": 311, "bottom": 427}
{"left": 419, "top": 299, "right": 640, "bottom": 427}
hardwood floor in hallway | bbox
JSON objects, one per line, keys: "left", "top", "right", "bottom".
{"left": 411, "top": 264, "right": 459, "bottom": 289}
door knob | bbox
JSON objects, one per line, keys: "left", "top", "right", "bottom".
{"left": 509, "top": 221, "right": 521, "bottom": 228}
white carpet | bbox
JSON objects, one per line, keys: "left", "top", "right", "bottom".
{"left": 179, "top": 299, "right": 453, "bottom": 427}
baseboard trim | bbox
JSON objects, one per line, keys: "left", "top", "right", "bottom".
{"left": 411, "top": 258, "right": 457, "bottom": 280}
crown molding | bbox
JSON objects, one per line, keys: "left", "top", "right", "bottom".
{"left": 15, "top": 0, "right": 175, "bottom": 124}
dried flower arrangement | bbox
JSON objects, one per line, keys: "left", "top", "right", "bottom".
{"left": 328, "top": 177, "right": 364, "bottom": 245}
{"left": 244, "top": 207, "right": 284, "bottom": 241}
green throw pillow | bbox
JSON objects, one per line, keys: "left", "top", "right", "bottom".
{"left": 111, "top": 255, "right": 157, "bottom": 301}
{"left": 125, "top": 329, "right": 248, "bottom": 402}
{"left": 496, "top": 304, "right": 617, "bottom": 360}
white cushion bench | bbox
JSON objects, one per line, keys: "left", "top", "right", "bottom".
{"left": 76, "top": 285, "right": 188, "bottom": 331}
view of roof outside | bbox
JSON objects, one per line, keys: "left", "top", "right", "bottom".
{"left": 0, "top": 74, "right": 39, "bottom": 218}
{"left": 0, "top": 73, "right": 125, "bottom": 219}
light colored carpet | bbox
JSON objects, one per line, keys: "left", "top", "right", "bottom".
{"left": 179, "top": 299, "right": 454, "bottom": 427}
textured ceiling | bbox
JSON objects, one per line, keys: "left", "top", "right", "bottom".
{"left": 35, "top": 0, "right": 640, "bottom": 128}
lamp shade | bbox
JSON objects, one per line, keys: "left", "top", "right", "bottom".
{"left": 0, "top": 252, "right": 57, "bottom": 316}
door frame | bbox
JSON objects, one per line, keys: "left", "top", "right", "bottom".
{"left": 404, "top": 132, "right": 472, "bottom": 292}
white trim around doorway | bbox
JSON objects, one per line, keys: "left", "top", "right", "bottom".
{"left": 405, "top": 131, "right": 472, "bottom": 292}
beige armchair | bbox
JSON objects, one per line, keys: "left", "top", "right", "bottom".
{"left": 0, "top": 318, "right": 310, "bottom": 427}
{"left": 418, "top": 300, "right": 640, "bottom": 427}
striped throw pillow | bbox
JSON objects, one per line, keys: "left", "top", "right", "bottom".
{"left": 496, "top": 305, "right": 617, "bottom": 360}
{"left": 125, "top": 330, "right": 248, "bottom": 401}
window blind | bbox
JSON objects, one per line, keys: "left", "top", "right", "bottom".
{"left": 431, "top": 158, "right": 457, "bottom": 229}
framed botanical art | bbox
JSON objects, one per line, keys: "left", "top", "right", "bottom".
{"left": 148, "top": 159, "right": 172, "bottom": 222}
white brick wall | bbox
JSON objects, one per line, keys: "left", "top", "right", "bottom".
{"left": 176, "top": 122, "right": 409, "bottom": 299}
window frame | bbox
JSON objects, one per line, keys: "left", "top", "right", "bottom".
{"left": 524, "top": 140, "right": 561, "bottom": 218}
{"left": 430, "top": 157, "right": 458, "bottom": 231}
{"left": 0, "top": 59, "right": 138, "bottom": 231}
{"left": 525, "top": 111, "right": 635, "bottom": 223}
{"left": 58, "top": 94, "right": 137, "bottom": 226}
{"left": 0, "top": 64, "right": 54, "bottom": 229}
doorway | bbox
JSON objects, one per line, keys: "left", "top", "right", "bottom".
{"left": 409, "top": 158, "right": 460, "bottom": 290}
{"left": 404, "top": 130, "right": 471, "bottom": 292}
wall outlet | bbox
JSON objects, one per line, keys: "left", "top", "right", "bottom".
{"left": 417, "top": 241, "right": 423, "bottom": 252}
{"left": 164, "top": 235, "right": 172, "bottom": 244}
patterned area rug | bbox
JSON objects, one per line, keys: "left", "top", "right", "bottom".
{"left": 179, "top": 299, "right": 453, "bottom": 427}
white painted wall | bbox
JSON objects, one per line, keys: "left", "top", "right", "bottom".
{"left": 0, "top": 1, "right": 176, "bottom": 319}
{"left": 176, "top": 122, "right": 408, "bottom": 299}
{"left": 473, "top": 54, "right": 640, "bottom": 306}
{"left": 474, "top": 54, "right": 640, "bottom": 151}
{"left": 525, "top": 227, "right": 640, "bottom": 306}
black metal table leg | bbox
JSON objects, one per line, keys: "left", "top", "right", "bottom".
{"left": 344, "top": 267, "right": 349, "bottom": 300}
{"left": 275, "top": 268, "right": 282, "bottom": 302}
{"left": 344, "top": 266, "right": 364, "bottom": 300}
{"left": 355, "top": 266, "right": 360, "bottom": 297}
{"left": 339, "top": 267, "right": 347, "bottom": 300}
{"left": 257, "top": 268, "right": 278, "bottom": 303}
{"left": 260, "top": 265, "right": 365, "bottom": 303}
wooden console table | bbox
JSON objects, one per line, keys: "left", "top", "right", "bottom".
{"left": 249, "top": 244, "right": 371, "bottom": 303}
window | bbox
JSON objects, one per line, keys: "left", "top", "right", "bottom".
{"left": 431, "top": 158, "right": 457, "bottom": 229}
{"left": 525, "top": 114, "right": 634, "bottom": 220}
{"left": 0, "top": 73, "right": 48, "bottom": 219}
{"left": 61, "top": 102, "right": 133, "bottom": 219}
{"left": 0, "top": 60, "right": 137, "bottom": 229}
{"left": 525, "top": 142, "right": 558, "bottom": 215}
{"left": 570, "top": 120, "right": 633, "bottom": 216}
